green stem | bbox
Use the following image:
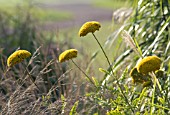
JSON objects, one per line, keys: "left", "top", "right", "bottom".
{"left": 71, "top": 59, "right": 96, "bottom": 88}
{"left": 92, "top": 33, "right": 134, "bottom": 113}
{"left": 151, "top": 72, "right": 157, "bottom": 115}
{"left": 92, "top": 33, "right": 111, "bottom": 67}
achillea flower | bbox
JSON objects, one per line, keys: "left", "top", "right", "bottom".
{"left": 136, "top": 56, "right": 162, "bottom": 74}
{"left": 7, "top": 50, "right": 31, "bottom": 67}
{"left": 78, "top": 21, "right": 101, "bottom": 37}
{"left": 129, "top": 67, "right": 148, "bottom": 83}
{"left": 59, "top": 49, "right": 78, "bottom": 62}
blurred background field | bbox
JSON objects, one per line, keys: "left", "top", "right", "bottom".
{"left": 0, "top": 0, "right": 129, "bottom": 75}
{"left": 0, "top": 0, "right": 169, "bottom": 114}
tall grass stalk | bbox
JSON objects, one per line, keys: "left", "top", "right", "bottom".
{"left": 121, "top": 30, "right": 143, "bottom": 58}
{"left": 92, "top": 33, "right": 134, "bottom": 113}
{"left": 25, "top": 66, "right": 40, "bottom": 91}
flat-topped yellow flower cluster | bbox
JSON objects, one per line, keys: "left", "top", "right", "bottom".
{"left": 7, "top": 50, "right": 31, "bottom": 67}
{"left": 59, "top": 21, "right": 101, "bottom": 63}
{"left": 78, "top": 21, "right": 101, "bottom": 37}
{"left": 130, "top": 55, "right": 162, "bottom": 84}
{"left": 7, "top": 21, "right": 101, "bottom": 67}
{"left": 136, "top": 55, "right": 161, "bottom": 74}
{"left": 59, "top": 49, "right": 78, "bottom": 63}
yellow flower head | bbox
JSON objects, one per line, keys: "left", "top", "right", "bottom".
{"left": 7, "top": 50, "right": 31, "bottom": 67}
{"left": 129, "top": 67, "right": 151, "bottom": 84}
{"left": 78, "top": 21, "right": 101, "bottom": 37}
{"left": 136, "top": 55, "right": 162, "bottom": 74}
{"left": 129, "top": 67, "right": 145, "bottom": 83}
{"left": 59, "top": 49, "right": 78, "bottom": 63}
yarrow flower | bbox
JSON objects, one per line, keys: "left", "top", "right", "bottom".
{"left": 129, "top": 56, "right": 162, "bottom": 87}
{"left": 78, "top": 21, "right": 101, "bottom": 37}
{"left": 136, "top": 55, "right": 162, "bottom": 74}
{"left": 59, "top": 49, "right": 78, "bottom": 63}
{"left": 7, "top": 50, "right": 31, "bottom": 67}
{"left": 129, "top": 67, "right": 149, "bottom": 83}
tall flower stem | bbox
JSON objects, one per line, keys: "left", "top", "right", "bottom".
{"left": 92, "top": 33, "right": 134, "bottom": 113}
{"left": 71, "top": 59, "right": 97, "bottom": 88}
{"left": 150, "top": 72, "right": 162, "bottom": 115}
{"left": 151, "top": 72, "right": 156, "bottom": 115}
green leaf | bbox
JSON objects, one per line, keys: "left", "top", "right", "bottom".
{"left": 143, "top": 16, "right": 170, "bottom": 56}
{"left": 134, "top": 38, "right": 143, "bottom": 58}
{"left": 99, "top": 68, "right": 109, "bottom": 74}
{"left": 69, "top": 101, "right": 79, "bottom": 115}
{"left": 139, "top": 87, "right": 147, "bottom": 100}
{"left": 61, "top": 94, "right": 65, "bottom": 101}
{"left": 158, "top": 96, "right": 165, "bottom": 104}
{"left": 106, "top": 106, "right": 123, "bottom": 115}
{"left": 92, "top": 76, "right": 99, "bottom": 87}
{"left": 61, "top": 94, "right": 67, "bottom": 114}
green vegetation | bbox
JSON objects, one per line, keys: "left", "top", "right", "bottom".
{"left": 0, "top": 0, "right": 170, "bottom": 114}
{"left": 32, "top": 8, "right": 72, "bottom": 22}
{"left": 0, "top": 0, "right": 73, "bottom": 22}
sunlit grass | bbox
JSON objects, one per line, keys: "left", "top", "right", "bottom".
{"left": 1, "top": 0, "right": 169, "bottom": 114}
{"left": 0, "top": 0, "right": 73, "bottom": 22}
{"left": 32, "top": 8, "right": 72, "bottom": 22}
{"left": 0, "top": 0, "right": 21, "bottom": 6}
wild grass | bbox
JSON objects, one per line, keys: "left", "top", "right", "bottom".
{"left": 0, "top": 0, "right": 170, "bottom": 115}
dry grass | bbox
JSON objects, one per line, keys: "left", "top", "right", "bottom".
{"left": 0, "top": 0, "right": 170, "bottom": 114}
